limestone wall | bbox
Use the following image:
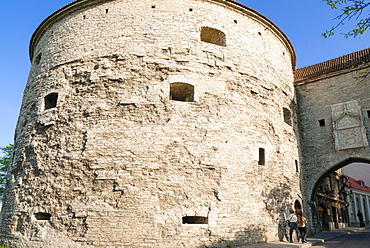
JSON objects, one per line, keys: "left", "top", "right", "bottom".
{"left": 0, "top": 0, "right": 300, "bottom": 247}
{"left": 296, "top": 65, "right": 370, "bottom": 234}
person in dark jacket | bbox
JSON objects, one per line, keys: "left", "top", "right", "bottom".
{"left": 357, "top": 210, "right": 364, "bottom": 226}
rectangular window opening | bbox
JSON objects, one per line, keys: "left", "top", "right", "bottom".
{"left": 258, "top": 148, "right": 265, "bottom": 165}
{"left": 44, "top": 93, "right": 58, "bottom": 110}
{"left": 34, "top": 212, "right": 51, "bottom": 220}
{"left": 283, "top": 107, "right": 292, "bottom": 126}
{"left": 182, "top": 216, "right": 208, "bottom": 224}
{"left": 295, "top": 160, "right": 299, "bottom": 173}
{"left": 319, "top": 119, "right": 326, "bottom": 127}
{"left": 170, "top": 83, "right": 194, "bottom": 102}
{"left": 367, "top": 110, "right": 370, "bottom": 118}
{"left": 200, "top": 26, "right": 226, "bottom": 47}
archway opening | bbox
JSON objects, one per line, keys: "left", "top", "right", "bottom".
{"left": 294, "top": 200, "right": 302, "bottom": 214}
{"left": 311, "top": 158, "right": 370, "bottom": 232}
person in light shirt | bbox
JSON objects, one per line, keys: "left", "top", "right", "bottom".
{"left": 287, "top": 209, "right": 300, "bottom": 243}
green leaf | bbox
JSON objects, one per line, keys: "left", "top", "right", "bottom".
{"left": 0, "top": 143, "right": 13, "bottom": 199}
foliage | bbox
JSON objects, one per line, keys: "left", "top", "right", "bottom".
{"left": 323, "top": 0, "right": 370, "bottom": 38}
{"left": 0, "top": 144, "right": 13, "bottom": 198}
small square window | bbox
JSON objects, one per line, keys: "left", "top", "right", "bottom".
{"left": 170, "top": 83, "right": 194, "bottom": 102}
{"left": 44, "top": 93, "right": 58, "bottom": 110}
{"left": 200, "top": 26, "right": 226, "bottom": 47}
{"left": 319, "top": 119, "right": 325, "bottom": 127}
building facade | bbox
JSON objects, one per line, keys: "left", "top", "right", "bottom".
{"left": 344, "top": 176, "right": 370, "bottom": 225}
{"left": 315, "top": 170, "right": 347, "bottom": 231}
{"left": 294, "top": 48, "right": 370, "bottom": 234}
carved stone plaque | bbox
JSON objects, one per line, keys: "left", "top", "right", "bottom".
{"left": 331, "top": 100, "right": 368, "bottom": 150}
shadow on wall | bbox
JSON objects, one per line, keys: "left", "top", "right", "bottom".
{"left": 262, "top": 183, "right": 294, "bottom": 242}
{"left": 195, "top": 184, "right": 294, "bottom": 247}
{"left": 196, "top": 227, "right": 268, "bottom": 248}
{"left": 262, "top": 183, "right": 293, "bottom": 241}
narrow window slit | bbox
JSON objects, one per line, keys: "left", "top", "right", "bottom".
{"left": 283, "top": 107, "right": 292, "bottom": 126}
{"left": 295, "top": 160, "right": 299, "bottom": 173}
{"left": 34, "top": 53, "right": 42, "bottom": 65}
{"left": 258, "top": 148, "right": 265, "bottom": 165}
{"left": 182, "top": 216, "right": 208, "bottom": 224}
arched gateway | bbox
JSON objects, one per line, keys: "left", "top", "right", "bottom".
{"left": 295, "top": 48, "right": 370, "bottom": 234}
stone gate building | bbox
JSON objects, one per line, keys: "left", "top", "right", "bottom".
{"left": 295, "top": 48, "right": 370, "bottom": 234}
{"left": 0, "top": 0, "right": 369, "bottom": 247}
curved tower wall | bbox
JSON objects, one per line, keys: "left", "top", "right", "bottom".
{"left": 1, "top": 0, "right": 300, "bottom": 247}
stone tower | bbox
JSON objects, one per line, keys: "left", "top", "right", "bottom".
{"left": 0, "top": 0, "right": 301, "bottom": 247}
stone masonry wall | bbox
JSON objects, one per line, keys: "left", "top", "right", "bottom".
{"left": 296, "top": 65, "right": 370, "bottom": 234}
{"left": 0, "top": 0, "right": 301, "bottom": 247}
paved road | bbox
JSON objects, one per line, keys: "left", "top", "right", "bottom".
{"left": 313, "top": 228, "right": 370, "bottom": 248}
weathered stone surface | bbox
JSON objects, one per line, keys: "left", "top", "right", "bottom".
{"left": 295, "top": 65, "right": 370, "bottom": 234}
{"left": 0, "top": 0, "right": 301, "bottom": 247}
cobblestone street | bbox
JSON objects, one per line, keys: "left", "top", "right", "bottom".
{"left": 312, "top": 228, "right": 370, "bottom": 248}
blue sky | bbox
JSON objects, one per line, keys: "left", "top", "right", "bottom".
{"left": 0, "top": 0, "right": 369, "bottom": 148}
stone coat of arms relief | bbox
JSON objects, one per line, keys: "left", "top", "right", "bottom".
{"left": 332, "top": 100, "right": 369, "bottom": 150}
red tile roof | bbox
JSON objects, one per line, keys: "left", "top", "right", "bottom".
{"left": 294, "top": 48, "right": 370, "bottom": 82}
{"left": 344, "top": 176, "right": 370, "bottom": 193}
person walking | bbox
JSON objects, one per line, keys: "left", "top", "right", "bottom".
{"left": 357, "top": 210, "right": 364, "bottom": 227}
{"left": 297, "top": 212, "right": 308, "bottom": 243}
{"left": 287, "top": 209, "right": 300, "bottom": 243}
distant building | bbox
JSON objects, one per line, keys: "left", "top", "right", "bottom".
{"left": 344, "top": 176, "right": 370, "bottom": 225}
{"left": 315, "top": 169, "right": 347, "bottom": 231}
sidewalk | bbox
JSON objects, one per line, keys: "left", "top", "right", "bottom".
{"left": 238, "top": 225, "right": 369, "bottom": 248}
